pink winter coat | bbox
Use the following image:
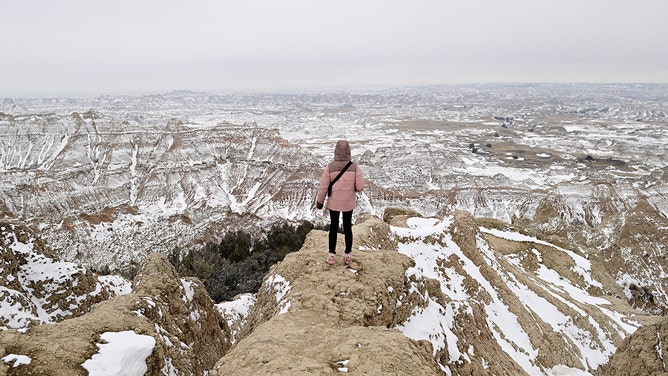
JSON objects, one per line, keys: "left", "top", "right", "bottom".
{"left": 316, "top": 140, "right": 365, "bottom": 212}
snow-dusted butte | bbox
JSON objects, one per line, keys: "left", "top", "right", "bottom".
{"left": 0, "top": 84, "right": 666, "bottom": 311}
{"left": 0, "top": 111, "right": 320, "bottom": 273}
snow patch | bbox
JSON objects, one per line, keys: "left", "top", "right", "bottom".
{"left": 265, "top": 274, "right": 291, "bottom": 315}
{"left": 0, "top": 225, "right": 131, "bottom": 330}
{"left": 81, "top": 331, "right": 156, "bottom": 376}
{"left": 181, "top": 279, "right": 196, "bottom": 302}
{"left": 481, "top": 227, "right": 602, "bottom": 288}
{"left": 2, "top": 354, "right": 31, "bottom": 368}
{"left": 336, "top": 359, "right": 350, "bottom": 372}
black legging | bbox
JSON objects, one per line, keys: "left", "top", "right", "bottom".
{"left": 329, "top": 210, "right": 353, "bottom": 254}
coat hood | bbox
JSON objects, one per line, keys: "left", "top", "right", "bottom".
{"left": 334, "top": 140, "right": 351, "bottom": 162}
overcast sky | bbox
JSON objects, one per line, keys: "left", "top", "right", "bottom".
{"left": 1, "top": 0, "right": 667, "bottom": 97}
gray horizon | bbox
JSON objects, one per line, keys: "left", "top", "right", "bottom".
{"left": 2, "top": 0, "right": 667, "bottom": 97}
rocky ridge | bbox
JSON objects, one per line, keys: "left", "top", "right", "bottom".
{"left": 213, "top": 214, "right": 442, "bottom": 375}
{"left": 213, "top": 210, "right": 662, "bottom": 375}
{"left": 604, "top": 317, "right": 668, "bottom": 375}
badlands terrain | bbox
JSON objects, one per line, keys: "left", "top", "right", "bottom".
{"left": 0, "top": 83, "right": 667, "bottom": 374}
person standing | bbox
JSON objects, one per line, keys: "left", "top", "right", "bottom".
{"left": 315, "top": 140, "right": 365, "bottom": 265}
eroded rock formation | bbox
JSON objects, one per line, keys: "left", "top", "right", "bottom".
{"left": 0, "top": 236, "right": 231, "bottom": 375}
{"left": 2, "top": 209, "right": 667, "bottom": 375}
{"left": 214, "top": 210, "right": 662, "bottom": 375}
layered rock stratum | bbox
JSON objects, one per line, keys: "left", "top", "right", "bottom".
{"left": 0, "top": 86, "right": 666, "bottom": 314}
{"left": 0, "top": 111, "right": 319, "bottom": 275}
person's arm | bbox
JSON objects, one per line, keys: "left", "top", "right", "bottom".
{"left": 316, "top": 166, "right": 330, "bottom": 209}
{"left": 354, "top": 165, "right": 365, "bottom": 192}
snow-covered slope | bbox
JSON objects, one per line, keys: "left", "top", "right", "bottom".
{"left": 0, "top": 84, "right": 666, "bottom": 313}
{"left": 392, "top": 212, "right": 644, "bottom": 374}
{"left": 0, "top": 112, "right": 319, "bottom": 271}
{"left": 212, "top": 211, "right": 659, "bottom": 375}
{"left": 0, "top": 221, "right": 130, "bottom": 330}
{"left": 0, "top": 249, "right": 232, "bottom": 375}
